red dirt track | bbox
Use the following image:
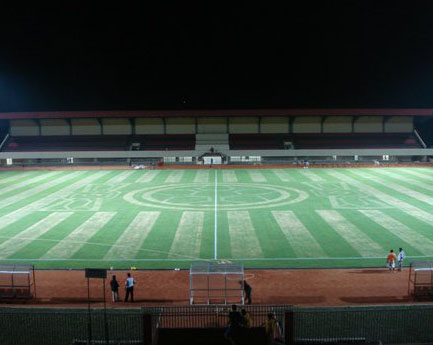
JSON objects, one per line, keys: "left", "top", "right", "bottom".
{"left": 4, "top": 267, "right": 429, "bottom": 308}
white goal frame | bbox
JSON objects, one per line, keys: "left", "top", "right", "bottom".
{"left": 190, "top": 262, "right": 244, "bottom": 305}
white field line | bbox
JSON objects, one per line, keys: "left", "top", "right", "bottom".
{"left": 227, "top": 211, "right": 263, "bottom": 258}
{"left": 316, "top": 210, "right": 384, "bottom": 257}
{"left": 360, "top": 210, "right": 433, "bottom": 255}
{"left": 222, "top": 170, "right": 238, "bottom": 182}
{"left": 0, "top": 171, "right": 62, "bottom": 196}
{"left": 214, "top": 171, "right": 218, "bottom": 260}
{"left": 299, "top": 170, "right": 324, "bottom": 182}
{"left": 372, "top": 169, "right": 433, "bottom": 192}
{"left": 194, "top": 170, "right": 209, "bottom": 183}
{"left": 395, "top": 168, "right": 433, "bottom": 182}
{"left": 247, "top": 170, "right": 267, "bottom": 182}
{"left": 105, "top": 170, "right": 136, "bottom": 184}
{"left": 350, "top": 170, "right": 433, "bottom": 206}
{"left": 326, "top": 170, "right": 433, "bottom": 226}
{"left": 42, "top": 212, "right": 116, "bottom": 259}
{"left": 135, "top": 170, "right": 160, "bottom": 183}
{"left": 272, "top": 170, "right": 292, "bottom": 182}
{"left": 0, "top": 172, "right": 35, "bottom": 185}
{"left": 0, "top": 171, "right": 86, "bottom": 211}
{"left": 104, "top": 211, "right": 160, "bottom": 259}
{"left": 168, "top": 212, "right": 204, "bottom": 259}
{"left": 166, "top": 170, "right": 185, "bottom": 183}
{"left": 0, "top": 171, "right": 110, "bottom": 231}
{"left": 272, "top": 211, "right": 327, "bottom": 257}
{"left": 0, "top": 212, "right": 73, "bottom": 259}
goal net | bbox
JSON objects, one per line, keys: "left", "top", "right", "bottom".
{"left": 190, "top": 262, "right": 244, "bottom": 305}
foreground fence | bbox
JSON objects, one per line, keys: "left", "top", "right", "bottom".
{"left": 0, "top": 304, "right": 433, "bottom": 345}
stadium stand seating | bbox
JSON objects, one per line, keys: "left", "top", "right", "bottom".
{"left": 293, "top": 133, "right": 421, "bottom": 149}
{"left": 4, "top": 136, "right": 128, "bottom": 151}
{"left": 129, "top": 134, "right": 195, "bottom": 150}
{"left": 2, "top": 134, "right": 196, "bottom": 152}
{"left": 230, "top": 134, "right": 291, "bottom": 150}
{"left": 230, "top": 133, "right": 421, "bottom": 150}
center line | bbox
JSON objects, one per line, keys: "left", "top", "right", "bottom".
{"left": 214, "top": 170, "right": 218, "bottom": 260}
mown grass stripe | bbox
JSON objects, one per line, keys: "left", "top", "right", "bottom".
{"left": 0, "top": 171, "right": 109, "bottom": 229}
{"left": 104, "top": 211, "right": 160, "bottom": 259}
{"left": 298, "top": 169, "right": 324, "bottom": 182}
{"left": 42, "top": 212, "right": 116, "bottom": 259}
{"left": 194, "top": 170, "right": 210, "bottom": 183}
{"left": 327, "top": 170, "right": 433, "bottom": 226}
{"left": 0, "top": 171, "right": 62, "bottom": 196}
{"left": 0, "top": 171, "right": 35, "bottom": 184}
{"left": 135, "top": 170, "right": 160, "bottom": 183}
{"left": 168, "top": 211, "right": 204, "bottom": 259}
{"left": 0, "top": 171, "right": 86, "bottom": 211}
{"left": 222, "top": 170, "right": 238, "bottom": 182}
{"left": 105, "top": 170, "right": 136, "bottom": 184}
{"left": 360, "top": 210, "right": 433, "bottom": 255}
{"left": 247, "top": 170, "right": 267, "bottom": 182}
{"left": 0, "top": 212, "right": 73, "bottom": 259}
{"left": 227, "top": 211, "right": 263, "bottom": 258}
{"left": 399, "top": 168, "right": 433, "bottom": 180}
{"left": 272, "top": 211, "right": 327, "bottom": 257}
{"left": 372, "top": 169, "right": 433, "bottom": 192}
{"left": 316, "top": 210, "right": 384, "bottom": 257}
{"left": 350, "top": 169, "right": 433, "bottom": 206}
{"left": 166, "top": 170, "right": 185, "bottom": 183}
{"left": 272, "top": 169, "right": 292, "bottom": 182}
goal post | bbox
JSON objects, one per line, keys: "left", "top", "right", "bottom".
{"left": 190, "top": 262, "right": 244, "bottom": 305}
{"left": 408, "top": 261, "right": 433, "bottom": 298}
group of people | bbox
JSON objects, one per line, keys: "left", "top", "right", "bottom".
{"left": 386, "top": 248, "right": 405, "bottom": 272}
{"left": 109, "top": 273, "right": 136, "bottom": 302}
{"left": 225, "top": 305, "right": 281, "bottom": 345}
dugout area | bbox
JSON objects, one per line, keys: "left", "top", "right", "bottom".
{"left": 0, "top": 263, "right": 36, "bottom": 300}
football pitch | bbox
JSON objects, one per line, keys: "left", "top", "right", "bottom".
{"left": 0, "top": 167, "right": 432, "bottom": 269}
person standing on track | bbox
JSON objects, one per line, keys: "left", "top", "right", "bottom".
{"left": 110, "top": 275, "right": 119, "bottom": 302}
{"left": 124, "top": 272, "right": 136, "bottom": 302}
{"left": 240, "top": 280, "right": 252, "bottom": 304}
{"left": 387, "top": 249, "right": 397, "bottom": 273}
{"left": 397, "top": 248, "right": 406, "bottom": 271}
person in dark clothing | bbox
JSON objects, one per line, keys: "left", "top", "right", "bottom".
{"left": 240, "top": 280, "right": 252, "bottom": 304}
{"left": 110, "top": 275, "right": 119, "bottom": 302}
{"left": 225, "top": 304, "right": 243, "bottom": 345}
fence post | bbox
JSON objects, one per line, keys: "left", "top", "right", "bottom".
{"left": 284, "top": 311, "right": 294, "bottom": 345}
{"left": 143, "top": 313, "right": 153, "bottom": 345}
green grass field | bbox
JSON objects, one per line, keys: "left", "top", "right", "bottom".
{"left": 0, "top": 167, "right": 432, "bottom": 269}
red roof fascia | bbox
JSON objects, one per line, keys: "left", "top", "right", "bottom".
{"left": 0, "top": 108, "right": 432, "bottom": 119}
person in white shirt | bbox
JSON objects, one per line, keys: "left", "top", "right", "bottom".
{"left": 397, "top": 248, "right": 405, "bottom": 272}
{"left": 124, "top": 272, "right": 136, "bottom": 302}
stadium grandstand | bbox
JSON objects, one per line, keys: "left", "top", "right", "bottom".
{"left": 1, "top": 108, "right": 433, "bottom": 167}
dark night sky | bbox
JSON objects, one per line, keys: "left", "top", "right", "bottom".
{"left": 1, "top": 1, "right": 433, "bottom": 112}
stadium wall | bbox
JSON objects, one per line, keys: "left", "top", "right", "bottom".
{"left": 0, "top": 148, "right": 432, "bottom": 159}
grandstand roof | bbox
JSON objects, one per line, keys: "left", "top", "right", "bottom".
{"left": 0, "top": 108, "right": 432, "bottom": 120}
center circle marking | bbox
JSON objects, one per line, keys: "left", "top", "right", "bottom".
{"left": 123, "top": 183, "right": 308, "bottom": 210}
